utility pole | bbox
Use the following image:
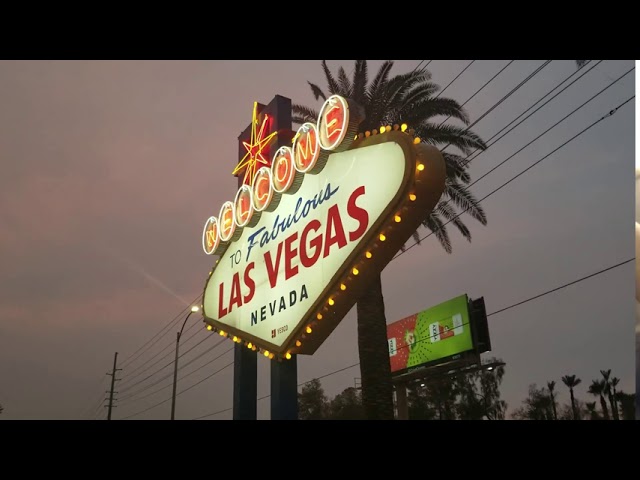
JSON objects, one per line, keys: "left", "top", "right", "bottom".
{"left": 106, "top": 352, "right": 122, "bottom": 420}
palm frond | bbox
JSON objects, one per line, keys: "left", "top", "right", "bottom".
{"left": 337, "top": 66, "right": 352, "bottom": 97}
{"left": 444, "top": 180, "right": 488, "bottom": 225}
{"left": 308, "top": 81, "right": 327, "bottom": 101}
{"left": 423, "top": 211, "right": 452, "bottom": 254}
{"left": 443, "top": 153, "right": 471, "bottom": 184}
{"left": 367, "top": 60, "right": 394, "bottom": 102}
{"left": 321, "top": 60, "right": 340, "bottom": 94}
{"left": 292, "top": 104, "right": 319, "bottom": 124}
{"left": 403, "top": 97, "right": 470, "bottom": 126}
{"left": 352, "top": 60, "right": 368, "bottom": 104}
{"left": 437, "top": 201, "right": 471, "bottom": 242}
{"left": 417, "top": 123, "right": 487, "bottom": 154}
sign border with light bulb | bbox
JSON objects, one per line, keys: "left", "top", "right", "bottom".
{"left": 200, "top": 95, "right": 447, "bottom": 359}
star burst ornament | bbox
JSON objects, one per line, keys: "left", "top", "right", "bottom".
{"left": 232, "top": 102, "right": 278, "bottom": 186}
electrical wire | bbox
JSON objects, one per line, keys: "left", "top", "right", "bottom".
{"left": 434, "top": 60, "right": 476, "bottom": 99}
{"left": 192, "top": 256, "right": 633, "bottom": 419}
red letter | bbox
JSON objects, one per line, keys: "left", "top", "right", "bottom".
{"left": 323, "top": 204, "right": 347, "bottom": 258}
{"left": 229, "top": 272, "right": 242, "bottom": 312}
{"left": 264, "top": 242, "right": 283, "bottom": 288}
{"left": 284, "top": 232, "right": 299, "bottom": 280}
{"left": 243, "top": 262, "right": 255, "bottom": 303}
{"left": 300, "top": 219, "right": 322, "bottom": 268}
{"left": 347, "top": 186, "right": 368, "bottom": 241}
{"left": 218, "top": 282, "right": 228, "bottom": 319}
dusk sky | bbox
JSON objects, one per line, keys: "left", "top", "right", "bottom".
{"left": 0, "top": 59, "right": 635, "bottom": 420}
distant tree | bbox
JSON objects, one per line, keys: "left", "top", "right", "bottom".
{"left": 0, "top": 403, "right": 3, "bottom": 415}
{"left": 327, "top": 387, "right": 366, "bottom": 420}
{"left": 456, "top": 359, "right": 507, "bottom": 420}
{"left": 547, "top": 381, "right": 558, "bottom": 420}
{"left": 588, "top": 379, "right": 610, "bottom": 420}
{"left": 407, "top": 384, "right": 438, "bottom": 420}
{"left": 584, "top": 401, "right": 600, "bottom": 420}
{"left": 561, "top": 374, "right": 582, "bottom": 420}
{"left": 609, "top": 376, "right": 621, "bottom": 420}
{"left": 512, "top": 384, "right": 553, "bottom": 420}
{"left": 298, "top": 379, "right": 329, "bottom": 420}
{"left": 615, "top": 392, "right": 636, "bottom": 420}
{"left": 600, "top": 369, "right": 618, "bottom": 420}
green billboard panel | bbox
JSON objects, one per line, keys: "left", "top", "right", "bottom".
{"left": 387, "top": 294, "right": 473, "bottom": 374}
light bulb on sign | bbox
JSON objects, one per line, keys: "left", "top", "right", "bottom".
{"left": 296, "top": 340, "right": 302, "bottom": 347}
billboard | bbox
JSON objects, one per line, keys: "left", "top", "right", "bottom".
{"left": 200, "top": 95, "right": 447, "bottom": 358}
{"left": 387, "top": 294, "right": 476, "bottom": 374}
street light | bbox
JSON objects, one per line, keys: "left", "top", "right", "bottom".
{"left": 170, "top": 305, "right": 199, "bottom": 420}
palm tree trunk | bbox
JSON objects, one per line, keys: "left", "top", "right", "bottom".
{"left": 356, "top": 273, "right": 395, "bottom": 420}
{"left": 608, "top": 393, "right": 619, "bottom": 420}
{"left": 569, "top": 388, "right": 579, "bottom": 420}
{"left": 599, "top": 395, "right": 610, "bottom": 420}
{"left": 550, "top": 395, "right": 558, "bottom": 420}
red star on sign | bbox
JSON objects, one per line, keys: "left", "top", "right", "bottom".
{"left": 232, "top": 102, "right": 278, "bottom": 186}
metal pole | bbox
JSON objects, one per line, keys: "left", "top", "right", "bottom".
{"left": 170, "top": 331, "right": 180, "bottom": 420}
{"left": 107, "top": 352, "right": 118, "bottom": 421}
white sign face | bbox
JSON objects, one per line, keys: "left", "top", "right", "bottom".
{"left": 203, "top": 141, "right": 407, "bottom": 348}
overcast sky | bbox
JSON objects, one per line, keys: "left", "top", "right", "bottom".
{"left": 0, "top": 59, "right": 635, "bottom": 420}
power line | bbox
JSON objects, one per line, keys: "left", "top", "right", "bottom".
{"left": 434, "top": 60, "right": 476, "bottom": 99}
{"left": 119, "top": 344, "right": 234, "bottom": 405}
{"left": 441, "top": 60, "right": 553, "bottom": 153}
{"left": 461, "top": 60, "right": 602, "bottom": 166}
{"left": 438, "top": 60, "right": 515, "bottom": 127}
{"left": 120, "top": 359, "right": 234, "bottom": 420}
{"left": 397, "top": 92, "right": 635, "bottom": 258}
{"left": 120, "top": 293, "right": 202, "bottom": 369}
{"left": 192, "top": 255, "right": 633, "bottom": 419}
{"left": 119, "top": 332, "right": 216, "bottom": 397}
{"left": 118, "top": 320, "right": 206, "bottom": 389}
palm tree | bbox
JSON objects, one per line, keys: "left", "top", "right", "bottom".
{"left": 610, "top": 377, "right": 621, "bottom": 420}
{"left": 588, "top": 379, "right": 610, "bottom": 420}
{"left": 600, "top": 369, "right": 618, "bottom": 420}
{"left": 547, "top": 381, "right": 558, "bottom": 420}
{"left": 561, "top": 374, "right": 581, "bottom": 420}
{"left": 293, "top": 60, "right": 488, "bottom": 420}
{"left": 585, "top": 401, "right": 599, "bottom": 420}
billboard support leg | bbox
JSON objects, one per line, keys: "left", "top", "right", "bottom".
{"left": 396, "top": 383, "right": 408, "bottom": 420}
{"left": 233, "top": 344, "right": 257, "bottom": 420}
{"left": 271, "top": 354, "right": 298, "bottom": 420}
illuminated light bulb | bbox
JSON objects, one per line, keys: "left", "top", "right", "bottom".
{"left": 232, "top": 336, "right": 238, "bottom": 342}
{"left": 317, "top": 313, "right": 323, "bottom": 320}
{"left": 413, "top": 137, "right": 421, "bottom": 144}
{"left": 251, "top": 346, "right": 257, "bottom": 351}
{"left": 386, "top": 125, "right": 392, "bottom": 132}
{"left": 219, "top": 330, "right": 225, "bottom": 336}
{"left": 379, "top": 126, "right": 386, "bottom": 133}
{"left": 395, "top": 215, "right": 402, "bottom": 223}
{"left": 208, "top": 271, "right": 212, "bottom": 275}
{"left": 296, "top": 340, "right": 302, "bottom": 347}
{"left": 328, "top": 298, "right": 335, "bottom": 306}
{"left": 379, "top": 233, "right": 386, "bottom": 242}
{"left": 268, "top": 353, "right": 275, "bottom": 360}
{"left": 264, "top": 350, "right": 270, "bottom": 357}
{"left": 401, "top": 123, "right": 408, "bottom": 132}
{"left": 365, "top": 251, "right": 372, "bottom": 259}
{"left": 285, "top": 352, "right": 292, "bottom": 360}
{"left": 352, "top": 267, "right": 359, "bottom": 276}
{"left": 191, "top": 306, "right": 199, "bottom": 312}
{"left": 306, "top": 326, "right": 312, "bottom": 334}
{"left": 417, "top": 163, "right": 424, "bottom": 171}
{"left": 372, "top": 129, "right": 378, "bottom": 135}
{"left": 340, "top": 283, "right": 346, "bottom": 291}
{"left": 409, "top": 193, "right": 417, "bottom": 201}
{"left": 206, "top": 325, "right": 213, "bottom": 331}
{"left": 247, "top": 342, "right": 253, "bottom": 349}
{"left": 365, "top": 131, "right": 371, "bottom": 137}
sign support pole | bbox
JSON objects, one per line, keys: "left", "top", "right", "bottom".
{"left": 271, "top": 355, "right": 298, "bottom": 420}
{"left": 395, "top": 382, "right": 409, "bottom": 420}
{"left": 233, "top": 345, "right": 257, "bottom": 420}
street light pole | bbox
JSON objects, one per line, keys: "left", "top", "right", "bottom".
{"left": 170, "top": 305, "right": 199, "bottom": 420}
